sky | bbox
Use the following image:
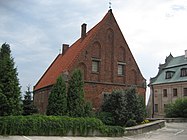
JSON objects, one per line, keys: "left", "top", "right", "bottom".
{"left": 0, "top": 0, "right": 187, "bottom": 102}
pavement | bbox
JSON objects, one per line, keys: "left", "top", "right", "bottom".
{"left": 0, "top": 123, "right": 187, "bottom": 140}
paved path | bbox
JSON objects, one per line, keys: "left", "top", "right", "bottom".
{"left": 0, "top": 123, "right": 187, "bottom": 140}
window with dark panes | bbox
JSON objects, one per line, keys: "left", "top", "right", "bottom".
{"left": 163, "top": 89, "right": 167, "bottom": 97}
{"left": 173, "top": 88, "right": 178, "bottom": 97}
{"left": 154, "top": 104, "right": 158, "bottom": 112}
{"left": 165, "top": 71, "right": 175, "bottom": 79}
{"left": 184, "top": 88, "right": 187, "bottom": 96}
{"left": 181, "top": 68, "right": 187, "bottom": 77}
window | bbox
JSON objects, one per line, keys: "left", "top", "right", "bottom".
{"left": 92, "top": 60, "right": 99, "bottom": 72}
{"left": 154, "top": 104, "right": 158, "bottom": 112}
{"left": 173, "top": 88, "right": 178, "bottom": 97}
{"left": 184, "top": 88, "right": 187, "bottom": 96}
{"left": 118, "top": 64, "right": 124, "bottom": 75}
{"left": 118, "top": 62, "right": 126, "bottom": 76}
{"left": 163, "top": 89, "right": 167, "bottom": 97}
{"left": 181, "top": 68, "right": 187, "bottom": 77}
{"left": 165, "top": 71, "right": 175, "bottom": 79}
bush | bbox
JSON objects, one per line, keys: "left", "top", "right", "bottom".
{"left": 165, "top": 98, "right": 187, "bottom": 118}
{"left": 125, "top": 119, "right": 137, "bottom": 127}
{"left": 96, "top": 112, "right": 115, "bottom": 125}
{"left": 0, "top": 115, "right": 124, "bottom": 136}
{"left": 67, "top": 69, "right": 93, "bottom": 117}
{"left": 100, "top": 88, "right": 146, "bottom": 126}
{"left": 46, "top": 76, "right": 67, "bottom": 116}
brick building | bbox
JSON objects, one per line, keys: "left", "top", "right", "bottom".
{"left": 148, "top": 51, "right": 187, "bottom": 118}
{"left": 34, "top": 10, "right": 146, "bottom": 114}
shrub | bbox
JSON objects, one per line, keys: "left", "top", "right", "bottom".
{"left": 165, "top": 98, "right": 187, "bottom": 118}
{"left": 46, "top": 76, "right": 67, "bottom": 116}
{"left": 125, "top": 119, "right": 137, "bottom": 127}
{"left": 67, "top": 69, "right": 93, "bottom": 117}
{"left": 96, "top": 112, "right": 115, "bottom": 125}
{"left": 0, "top": 115, "right": 124, "bottom": 136}
{"left": 100, "top": 88, "right": 146, "bottom": 126}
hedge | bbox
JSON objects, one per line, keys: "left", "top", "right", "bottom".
{"left": 0, "top": 115, "right": 124, "bottom": 136}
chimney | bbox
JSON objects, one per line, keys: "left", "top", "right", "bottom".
{"left": 185, "top": 50, "right": 187, "bottom": 59}
{"left": 62, "top": 44, "right": 69, "bottom": 55}
{"left": 81, "top": 23, "right": 87, "bottom": 39}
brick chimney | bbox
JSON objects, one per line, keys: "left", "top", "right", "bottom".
{"left": 62, "top": 44, "right": 69, "bottom": 55}
{"left": 81, "top": 23, "right": 87, "bottom": 39}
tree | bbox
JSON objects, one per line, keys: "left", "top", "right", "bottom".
{"left": 0, "top": 90, "right": 8, "bottom": 116}
{"left": 46, "top": 76, "right": 67, "bottom": 116}
{"left": 22, "top": 86, "right": 38, "bottom": 115}
{"left": 0, "top": 43, "right": 22, "bottom": 116}
{"left": 165, "top": 98, "right": 187, "bottom": 118}
{"left": 100, "top": 88, "right": 146, "bottom": 126}
{"left": 67, "top": 69, "right": 92, "bottom": 117}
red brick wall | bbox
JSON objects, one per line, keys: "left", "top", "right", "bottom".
{"left": 84, "top": 82, "right": 146, "bottom": 110}
{"left": 33, "top": 86, "right": 52, "bottom": 114}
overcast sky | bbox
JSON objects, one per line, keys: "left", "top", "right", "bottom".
{"left": 0, "top": 0, "right": 187, "bottom": 102}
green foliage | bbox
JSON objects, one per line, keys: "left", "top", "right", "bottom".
{"left": 165, "top": 98, "right": 187, "bottom": 118}
{"left": 84, "top": 102, "right": 94, "bottom": 117}
{"left": 100, "top": 88, "right": 146, "bottom": 126}
{"left": 0, "top": 92, "right": 8, "bottom": 116}
{"left": 46, "top": 76, "right": 67, "bottom": 116}
{"left": 0, "top": 115, "right": 124, "bottom": 136}
{"left": 67, "top": 69, "right": 92, "bottom": 117}
{"left": 0, "top": 43, "right": 22, "bottom": 116}
{"left": 125, "top": 119, "right": 137, "bottom": 127}
{"left": 22, "top": 86, "right": 38, "bottom": 115}
{"left": 96, "top": 112, "right": 115, "bottom": 125}
{"left": 135, "top": 94, "right": 147, "bottom": 122}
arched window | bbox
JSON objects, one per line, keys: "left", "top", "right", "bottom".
{"left": 77, "top": 62, "right": 87, "bottom": 80}
{"left": 118, "top": 46, "right": 126, "bottom": 62}
{"left": 106, "top": 28, "right": 114, "bottom": 43}
{"left": 91, "top": 41, "right": 101, "bottom": 58}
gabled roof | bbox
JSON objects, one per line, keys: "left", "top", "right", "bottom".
{"left": 150, "top": 54, "right": 187, "bottom": 85}
{"left": 34, "top": 10, "right": 116, "bottom": 91}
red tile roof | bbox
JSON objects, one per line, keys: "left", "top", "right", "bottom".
{"left": 34, "top": 10, "right": 114, "bottom": 91}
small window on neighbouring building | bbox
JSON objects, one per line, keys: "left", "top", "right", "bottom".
{"left": 184, "top": 88, "right": 187, "bottom": 96}
{"left": 165, "top": 71, "right": 175, "bottom": 79}
{"left": 163, "top": 89, "right": 167, "bottom": 97}
{"left": 154, "top": 104, "right": 158, "bottom": 112}
{"left": 173, "top": 88, "right": 178, "bottom": 97}
{"left": 92, "top": 60, "right": 99, "bottom": 72}
{"left": 181, "top": 68, "right": 187, "bottom": 77}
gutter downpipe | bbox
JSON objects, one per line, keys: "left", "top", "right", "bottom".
{"left": 151, "top": 85, "right": 155, "bottom": 118}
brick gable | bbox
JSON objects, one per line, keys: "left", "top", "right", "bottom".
{"left": 34, "top": 10, "right": 146, "bottom": 113}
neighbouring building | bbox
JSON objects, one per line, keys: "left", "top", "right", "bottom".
{"left": 33, "top": 10, "right": 146, "bottom": 114}
{"left": 148, "top": 51, "right": 187, "bottom": 118}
